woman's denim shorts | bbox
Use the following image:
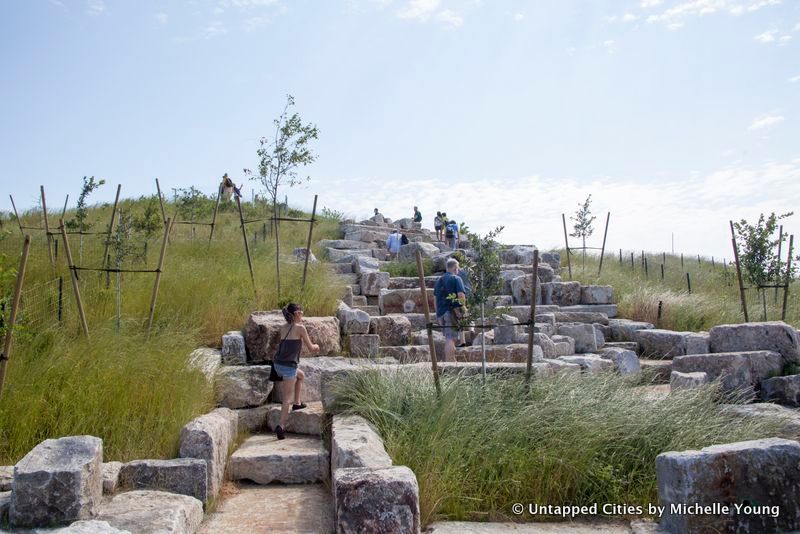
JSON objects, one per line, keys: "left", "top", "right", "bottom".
{"left": 273, "top": 362, "right": 298, "bottom": 380}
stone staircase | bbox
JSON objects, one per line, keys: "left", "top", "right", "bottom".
{"left": 200, "top": 402, "right": 334, "bottom": 533}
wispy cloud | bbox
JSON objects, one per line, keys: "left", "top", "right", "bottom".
{"left": 49, "top": 0, "right": 65, "bottom": 7}
{"left": 513, "top": 13, "right": 524, "bottom": 22}
{"left": 201, "top": 21, "right": 227, "bottom": 39}
{"left": 754, "top": 29, "right": 778, "bottom": 43}
{"left": 86, "top": 0, "right": 106, "bottom": 16}
{"left": 155, "top": 12, "right": 168, "bottom": 25}
{"left": 790, "top": 75, "right": 800, "bottom": 83}
{"left": 397, "top": 0, "right": 440, "bottom": 21}
{"left": 436, "top": 9, "right": 463, "bottom": 27}
{"left": 647, "top": 0, "right": 782, "bottom": 29}
{"left": 622, "top": 13, "right": 638, "bottom": 22}
{"left": 231, "top": 0, "right": 278, "bottom": 7}
{"left": 243, "top": 16, "right": 270, "bottom": 31}
{"left": 748, "top": 113, "right": 785, "bottom": 130}
{"left": 640, "top": 0, "right": 663, "bottom": 7}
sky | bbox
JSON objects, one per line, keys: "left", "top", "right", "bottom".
{"left": 1, "top": 0, "right": 799, "bottom": 260}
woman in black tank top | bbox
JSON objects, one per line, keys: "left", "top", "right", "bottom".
{"left": 274, "top": 303, "right": 320, "bottom": 440}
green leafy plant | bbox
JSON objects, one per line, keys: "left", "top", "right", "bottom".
{"left": 733, "top": 212, "right": 797, "bottom": 287}
{"left": 460, "top": 226, "right": 506, "bottom": 325}
{"left": 65, "top": 176, "right": 105, "bottom": 232}
{"left": 132, "top": 195, "right": 163, "bottom": 239}
{"left": 570, "top": 195, "right": 596, "bottom": 269}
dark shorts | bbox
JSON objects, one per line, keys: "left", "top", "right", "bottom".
{"left": 437, "top": 312, "right": 460, "bottom": 340}
{"left": 435, "top": 225, "right": 442, "bottom": 230}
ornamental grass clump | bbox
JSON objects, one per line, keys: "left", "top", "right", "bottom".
{"left": 330, "top": 369, "right": 785, "bottom": 525}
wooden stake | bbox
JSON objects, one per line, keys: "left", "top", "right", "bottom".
{"left": 630, "top": 252, "right": 634, "bottom": 270}
{"left": 61, "top": 194, "right": 69, "bottom": 219}
{"left": 41, "top": 186, "right": 55, "bottom": 267}
{"left": 9, "top": 195, "right": 24, "bottom": 236}
{"left": 561, "top": 213, "right": 571, "bottom": 279}
{"left": 155, "top": 178, "right": 167, "bottom": 224}
{"left": 274, "top": 203, "right": 281, "bottom": 298}
{"left": 597, "top": 212, "right": 610, "bottom": 275}
{"left": 0, "top": 235, "right": 31, "bottom": 395}
{"left": 730, "top": 220, "right": 749, "bottom": 322}
{"left": 146, "top": 218, "right": 173, "bottom": 336}
{"left": 101, "top": 184, "right": 122, "bottom": 269}
{"left": 59, "top": 219, "right": 89, "bottom": 337}
{"left": 525, "top": 250, "right": 539, "bottom": 386}
{"left": 686, "top": 272, "right": 692, "bottom": 294}
{"left": 775, "top": 224, "right": 784, "bottom": 304}
{"left": 781, "top": 235, "right": 793, "bottom": 321}
{"left": 416, "top": 250, "right": 441, "bottom": 397}
{"left": 236, "top": 196, "right": 256, "bottom": 294}
{"left": 208, "top": 186, "right": 222, "bottom": 247}
{"left": 301, "top": 195, "right": 318, "bottom": 288}
{"left": 619, "top": 248, "right": 622, "bottom": 265}
{"left": 661, "top": 263, "right": 664, "bottom": 280}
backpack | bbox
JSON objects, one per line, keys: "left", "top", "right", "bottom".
{"left": 400, "top": 234, "right": 409, "bottom": 245}
{"left": 445, "top": 223, "right": 456, "bottom": 239}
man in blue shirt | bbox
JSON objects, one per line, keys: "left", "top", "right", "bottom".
{"left": 434, "top": 258, "right": 466, "bottom": 362}
{"left": 386, "top": 228, "right": 402, "bottom": 260}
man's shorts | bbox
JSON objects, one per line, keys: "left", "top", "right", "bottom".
{"left": 437, "top": 312, "right": 460, "bottom": 340}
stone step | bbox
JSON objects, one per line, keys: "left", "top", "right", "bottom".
{"left": 559, "top": 304, "right": 618, "bottom": 318}
{"left": 199, "top": 482, "right": 334, "bottom": 533}
{"left": 231, "top": 434, "right": 329, "bottom": 485}
{"left": 266, "top": 401, "right": 324, "bottom": 435}
{"left": 354, "top": 305, "right": 380, "bottom": 316}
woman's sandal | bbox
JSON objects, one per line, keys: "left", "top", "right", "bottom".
{"left": 292, "top": 403, "right": 307, "bottom": 411}
{"left": 275, "top": 425, "right": 285, "bottom": 440}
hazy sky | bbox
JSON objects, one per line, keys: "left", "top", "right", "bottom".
{"left": 1, "top": 0, "right": 799, "bottom": 259}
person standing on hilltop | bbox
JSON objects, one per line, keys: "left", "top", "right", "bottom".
{"left": 434, "top": 258, "right": 467, "bottom": 362}
{"left": 434, "top": 211, "right": 443, "bottom": 242}
{"left": 272, "top": 303, "right": 320, "bottom": 440}
{"left": 445, "top": 219, "right": 459, "bottom": 250}
{"left": 413, "top": 206, "right": 422, "bottom": 223}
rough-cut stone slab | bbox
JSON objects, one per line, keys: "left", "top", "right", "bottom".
{"left": 369, "top": 315, "right": 412, "bottom": 346}
{"left": 326, "top": 248, "right": 373, "bottom": 262}
{"left": 499, "top": 269, "right": 526, "bottom": 295}
{"left": 221, "top": 331, "right": 247, "bottom": 365}
{"left": 231, "top": 434, "right": 328, "bottom": 485}
{"left": 597, "top": 347, "right": 640, "bottom": 375}
{"left": 349, "top": 333, "right": 380, "bottom": 358}
{"left": 558, "top": 355, "right": 614, "bottom": 373}
{"left": 397, "top": 242, "right": 440, "bottom": 261}
{"left": 330, "top": 262, "right": 354, "bottom": 274}
{"left": 551, "top": 335, "right": 575, "bottom": 356}
{"left": 709, "top": 321, "right": 800, "bottom": 364}
{"left": 494, "top": 314, "right": 521, "bottom": 344}
{"left": 387, "top": 276, "right": 438, "bottom": 290}
{"left": 179, "top": 407, "right": 238, "bottom": 503}
{"left": 657, "top": 438, "right": 800, "bottom": 533}
{"left": 553, "top": 311, "right": 609, "bottom": 325}
{"left": 354, "top": 304, "right": 379, "bottom": 316}
{"left": 380, "top": 345, "right": 431, "bottom": 363}
{"left": 332, "top": 415, "right": 393, "bottom": 471}
{"left": 266, "top": 402, "right": 324, "bottom": 435}
{"left": 427, "top": 521, "right": 632, "bottom": 533}
{"left": 44, "top": 520, "right": 132, "bottom": 533}
{"left": 640, "top": 359, "right": 672, "bottom": 384}
{"left": 118, "top": 459, "right": 208, "bottom": 504}
{"left": 318, "top": 239, "right": 375, "bottom": 250}
{"left": 761, "top": 374, "right": 800, "bottom": 406}
{"left": 545, "top": 282, "right": 581, "bottom": 306}
{"left": 580, "top": 285, "right": 613, "bottom": 305}
{"left": 187, "top": 348, "right": 221, "bottom": 383}
{"left": 557, "top": 324, "right": 597, "bottom": 353}
{"left": 672, "top": 351, "right": 783, "bottom": 394}
{"left": 360, "top": 271, "right": 390, "bottom": 297}
{"left": 378, "top": 288, "right": 435, "bottom": 315}
{"left": 608, "top": 319, "right": 653, "bottom": 341}
{"left": 604, "top": 341, "right": 639, "bottom": 352}
{"left": 334, "top": 466, "right": 420, "bottom": 534}
{"left": 244, "top": 311, "right": 341, "bottom": 362}
{"left": 9, "top": 435, "right": 103, "bottom": 528}
{"left": 635, "top": 329, "right": 708, "bottom": 359}
{"left": 215, "top": 366, "right": 272, "bottom": 409}
{"left": 1, "top": 490, "right": 10, "bottom": 524}
{"left": 510, "top": 274, "right": 542, "bottom": 305}
{"left": 0, "top": 465, "right": 12, "bottom": 492}
{"left": 670, "top": 371, "right": 709, "bottom": 389}
{"left": 102, "top": 462, "right": 123, "bottom": 495}
{"left": 560, "top": 304, "right": 618, "bottom": 318}
{"left": 336, "top": 302, "right": 370, "bottom": 335}
{"left": 722, "top": 403, "right": 800, "bottom": 439}
{"left": 198, "top": 482, "right": 334, "bottom": 534}
{"left": 98, "top": 490, "right": 203, "bottom": 534}
{"left": 499, "top": 245, "right": 538, "bottom": 265}
{"left": 455, "top": 344, "right": 543, "bottom": 364}
{"left": 236, "top": 405, "right": 270, "bottom": 434}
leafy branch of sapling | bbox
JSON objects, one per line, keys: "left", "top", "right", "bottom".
{"left": 65, "top": 176, "right": 105, "bottom": 232}
{"left": 570, "top": 194, "right": 596, "bottom": 270}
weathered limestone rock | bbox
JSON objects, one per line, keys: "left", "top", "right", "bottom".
{"left": 236, "top": 405, "right": 270, "bottom": 434}
{"left": 336, "top": 302, "right": 371, "bottom": 335}
{"left": 557, "top": 324, "right": 597, "bottom": 353}
{"left": 709, "top": 321, "right": 800, "bottom": 364}
{"left": 388, "top": 276, "right": 438, "bottom": 290}
{"left": 379, "top": 288, "right": 435, "bottom": 315}
{"left": 178, "top": 407, "right": 237, "bottom": 503}
{"left": 499, "top": 270, "right": 526, "bottom": 295}
{"left": 397, "top": 242, "right": 439, "bottom": 261}
{"left": 722, "top": 403, "right": 800, "bottom": 439}
{"left": 594, "top": 324, "right": 606, "bottom": 349}
{"left": 499, "top": 245, "right": 537, "bottom": 265}
{"left": 343, "top": 226, "right": 390, "bottom": 243}
{"left": 560, "top": 304, "right": 618, "bottom": 317}
{"left": 656, "top": 438, "right": 800, "bottom": 533}
{"left": 553, "top": 311, "right": 609, "bottom": 325}
{"left": 558, "top": 355, "right": 614, "bottom": 373}
{"left": 380, "top": 345, "right": 431, "bottom": 363}
{"left": 231, "top": 435, "right": 328, "bottom": 485}
{"left": 330, "top": 262, "right": 355, "bottom": 274}
{"left": 536, "top": 263, "right": 556, "bottom": 283}
{"left": 598, "top": 347, "right": 640, "bottom": 375}
{"left": 0, "top": 465, "right": 12, "bottom": 491}
{"left": 609, "top": 319, "right": 654, "bottom": 342}
{"left": 360, "top": 271, "right": 390, "bottom": 297}
{"left": 493, "top": 314, "right": 520, "bottom": 345}
{"left": 244, "top": 311, "right": 341, "bottom": 361}
{"left": 546, "top": 281, "right": 581, "bottom": 306}
{"left": 221, "top": 331, "right": 247, "bottom": 365}
{"left": 97, "top": 490, "right": 203, "bottom": 534}
{"left": 318, "top": 239, "right": 374, "bottom": 250}
{"left": 672, "top": 351, "right": 783, "bottom": 394}
{"left": 540, "top": 251, "right": 561, "bottom": 271}
{"left": 510, "top": 274, "right": 542, "bottom": 305}
{"left": 215, "top": 366, "right": 272, "bottom": 409}
{"left": 640, "top": 359, "right": 673, "bottom": 384}
{"left": 353, "top": 255, "right": 381, "bottom": 274}
{"left": 605, "top": 341, "right": 639, "bottom": 352}
{"left": 327, "top": 248, "right": 373, "bottom": 262}
{"left": 635, "top": 329, "right": 708, "bottom": 359}
{"left": 402, "top": 313, "right": 428, "bottom": 330}
{"left": 9, "top": 435, "right": 103, "bottom": 528}
{"left": 267, "top": 402, "right": 324, "bottom": 435}
{"left": 187, "top": 347, "right": 221, "bottom": 383}
{"left": 551, "top": 335, "right": 575, "bottom": 355}
{"left": 761, "top": 375, "right": 800, "bottom": 407}
{"left": 349, "top": 334, "right": 380, "bottom": 358}
{"left": 533, "top": 333, "right": 557, "bottom": 359}
{"left": 670, "top": 371, "right": 709, "bottom": 389}
{"left": 334, "top": 466, "right": 420, "bottom": 534}
{"left": 0, "top": 490, "right": 9, "bottom": 524}
{"left": 369, "top": 315, "right": 412, "bottom": 346}
{"left": 580, "top": 285, "right": 614, "bottom": 305}
{"left": 43, "top": 520, "right": 131, "bottom": 533}
{"left": 332, "top": 415, "right": 393, "bottom": 471}
{"left": 412, "top": 329, "right": 446, "bottom": 362}
{"left": 292, "top": 247, "right": 317, "bottom": 263}
{"left": 102, "top": 462, "right": 123, "bottom": 495}
{"left": 118, "top": 459, "right": 208, "bottom": 504}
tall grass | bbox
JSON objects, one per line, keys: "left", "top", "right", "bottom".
{"left": 558, "top": 250, "right": 800, "bottom": 330}
{"left": 330, "top": 370, "right": 786, "bottom": 525}
{"left": 0, "top": 197, "right": 343, "bottom": 463}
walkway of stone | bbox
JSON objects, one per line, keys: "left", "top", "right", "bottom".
{"left": 426, "top": 520, "right": 634, "bottom": 533}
